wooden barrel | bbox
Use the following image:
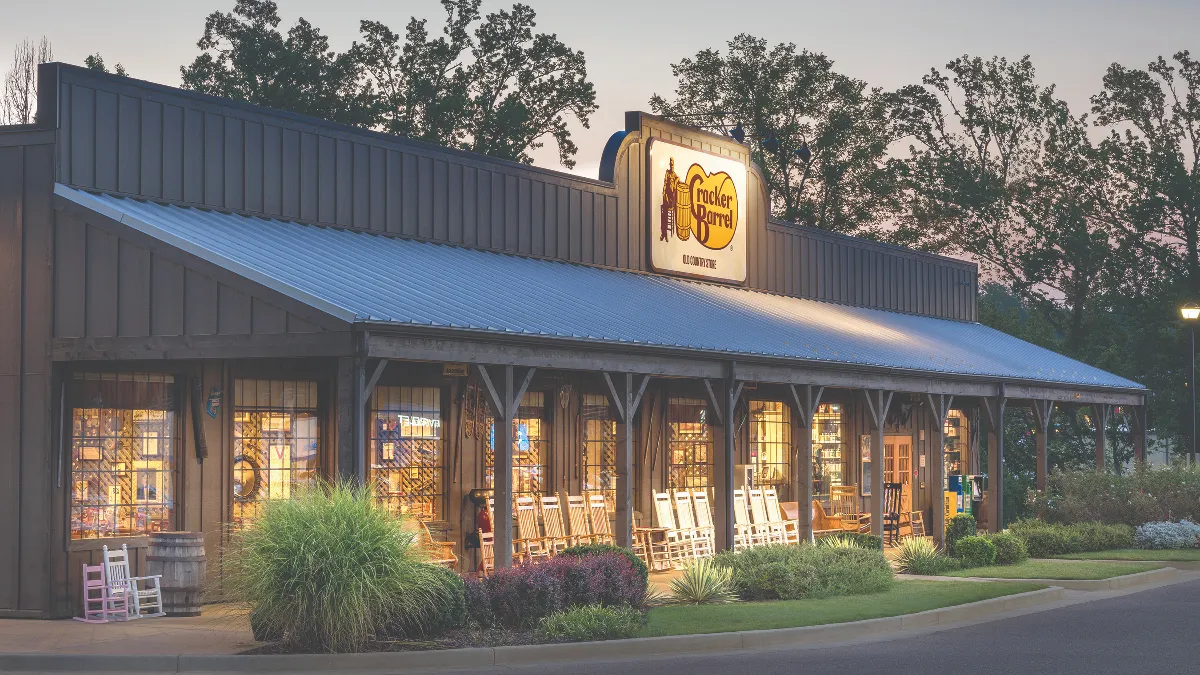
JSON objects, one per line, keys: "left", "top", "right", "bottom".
{"left": 146, "top": 531, "right": 206, "bottom": 617}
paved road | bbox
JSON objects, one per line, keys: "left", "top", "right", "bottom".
{"left": 434, "top": 579, "right": 1200, "bottom": 675}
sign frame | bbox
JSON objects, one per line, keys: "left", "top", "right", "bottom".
{"left": 645, "top": 137, "right": 749, "bottom": 284}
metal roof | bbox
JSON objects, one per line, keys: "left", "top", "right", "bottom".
{"left": 59, "top": 185, "right": 1144, "bottom": 391}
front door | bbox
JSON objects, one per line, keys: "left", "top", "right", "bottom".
{"left": 883, "top": 435, "right": 913, "bottom": 515}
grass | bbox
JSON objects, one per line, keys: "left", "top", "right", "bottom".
{"left": 943, "top": 559, "right": 1162, "bottom": 580}
{"left": 1052, "top": 548, "right": 1200, "bottom": 562}
{"left": 639, "top": 580, "right": 1044, "bottom": 637}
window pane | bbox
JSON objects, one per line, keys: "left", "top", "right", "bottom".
{"left": 668, "top": 397, "right": 712, "bottom": 495}
{"left": 812, "top": 403, "right": 844, "bottom": 501}
{"left": 582, "top": 393, "right": 616, "bottom": 511}
{"left": 485, "top": 391, "right": 547, "bottom": 500}
{"left": 749, "top": 400, "right": 791, "bottom": 498}
{"left": 232, "top": 379, "right": 320, "bottom": 529}
{"left": 70, "top": 373, "right": 176, "bottom": 540}
{"left": 944, "top": 410, "right": 968, "bottom": 482}
{"left": 369, "top": 386, "right": 443, "bottom": 520}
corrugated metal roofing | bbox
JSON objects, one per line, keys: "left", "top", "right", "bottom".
{"left": 63, "top": 186, "right": 1143, "bottom": 390}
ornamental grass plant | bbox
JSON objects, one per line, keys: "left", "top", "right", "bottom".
{"left": 893, "top": 536, "right": 958, "bottom": 575}
{"left": 534, "top": 605, "right": 644, "bottom": 643}
{"left": 226, "top": 481, "right": 462, "bottom": 653}
{"left": 712, "top": 543, "right": 893, "bottom": 601}
{"left": 668, "top": 558, "right": 739, "bottom": 605}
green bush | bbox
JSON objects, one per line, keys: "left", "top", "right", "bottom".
{"left": 407, "top": 565, "right": 467, "bottom": 637}
{"left": 226, "top": 481, "right": 458, "bottom": 652}
{"left": 712, "top": 544, "right": 893, "bottom": 601}
{"left": 987, "top": 533, "right": 1029, "bottom": 565}
{"left": 1008, "top": 519, "right": 1134, "bottom": 557}
{"left": 1030, "top": 466, "right": 1200, "bottom": 526}
{"left": 534, "top": 605, "right": 644, "bottom": 643}
{"left": 954, "top": 536, "right": 997, "bottom": 568}
{"left": 892, "top": 536, "right": 959, "bottom": 576}
{"left": 560, "top": 543, "right": 649, "bottom": 588}
{"left": 945, "top": 514, "right": 977, "bottom": 557}
{"left": 668, "top": 558, "right": 738, "bottom": 605}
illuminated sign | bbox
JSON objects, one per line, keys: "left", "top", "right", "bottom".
{"left": 648, "top": 138, "right": 748, "bottom": 283}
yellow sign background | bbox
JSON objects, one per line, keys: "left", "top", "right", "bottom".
{"left": 684, "top": 164, "right": 739, "bottom": 251}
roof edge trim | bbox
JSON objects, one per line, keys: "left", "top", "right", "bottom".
{"left": 53, "top": 185, "right": 361, "bottom": 324}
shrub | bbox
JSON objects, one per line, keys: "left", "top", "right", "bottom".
{"left": 816, "top": 535, "right": 863, "bottom": 550}
{"left": 945, "top": 514, "right": 977, "bottom": 557}
{"left": 1135, "top": 520, "right": 1200, "bottom": 550}
{"left": 816, "top": 533, "right": 882, "bottom": 550}
{"left": 954, "top": 536, "right": 997, "bottom": 568}
{"left": 1030, "top": 466, "right": 1200, "bottom": 526}
{"left": 225, "top": 481, "right": 456, "bottom": 652}
{"left": 988, "top": 532, "right": 1029, "bottom": 565}
{"left": 484, "top": 563, "right": 565, "bottom": 629}
{"left": 405, "top": 565, "right": 467, "bottom": 637}
{"left": 893, "top": 536, "right": 958, "bottom": 575}
{"left": 712, "top": 544, "right": 893, "bottom": 601}
{"left": 669, "top": 558, "right": 738, "bottom": 604}
{"left": 464, "top": 577, "right": 493, "bottom": 627}
{"left": 1009, "top": 520, "right": 1134, "bottom": 557}
{"left": 534, "top": 606, "right": 644, "bottom": 643}
{"left": 560, "top": 544, "right": 649, "bottom": 588}
{"left": 543, "top": 552, "right": 645, "bottom": 610}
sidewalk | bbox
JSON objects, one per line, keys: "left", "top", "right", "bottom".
{"left": 0, "top": 604, "right": 257, "bottom": 656}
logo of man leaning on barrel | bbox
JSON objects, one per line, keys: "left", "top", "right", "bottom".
{"left": 659, "top": 157, "right": 740, "bottom": 250}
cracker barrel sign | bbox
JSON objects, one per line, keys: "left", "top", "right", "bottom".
{"left": 648, "top": 138, "right": 749, "bottom": 283}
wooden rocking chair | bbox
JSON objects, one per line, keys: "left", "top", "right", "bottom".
{"left": 748, "top": 489, "right": 787, "bottom": 545}
{"left": 811, "top": 500, "right": 844, "bottom": 538}
{"left": 690, "top": 490, "right": 718, "bottom": 555}
{"left": 882, "top": 482, "right": 904, "bottom": 545}
{"left": 733, "top": 489, "right": 764, "bottom": 550}
{"left": 540, "top": 495, "right": 573, "bottom": 555}
{"left": 675, "top": 491, "right": 713, "bottom": 559}
{"left": 652, "top": 491, "right": 693, "bottom": 568}
{"left": 763, "top": 488, "right": 800, "bottom": 545}
{"left": 74, "top": 562, "right": 130, "bottom": 623}
{"left": 103, "top": 544, "right": 164, "bottom": 619}
{"left": 831, "top": 485, "right": 871, "bottom": 533}
{"left": 478, "top": 530, "right": 495, "bottom": 576}
{"left": 514, "top": 497, "right": 551, "bottom": 562}
{"left": 588, "top": 494, "right": 615, "bottom": 546}
{"left": 564, "top": 493, "right": 598, "bottom": 546}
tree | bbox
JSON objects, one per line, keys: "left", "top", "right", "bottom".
{"left": 893, "top": 55, "right": 1120, "bottom": 351}
{"left": 351, "top": 0, "right": 597, "bottom": 168}
{"left": 180, "top": 0, "right": 374, "bottom": 127}
{"left": 84, "top": 53, "right": 127, "bottom": 77}
{"left": 2, "top": 37, "right": 52, "bottom": 125}
{"left": 649, "top": 35, "right": 901, "bottom": 235}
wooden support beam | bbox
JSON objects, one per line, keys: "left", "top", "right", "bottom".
{"left": 602, "top": 373, "right": 651, "bottom": 549}
{"left": 790, "top": 385, "right": 824, "bottom": 542}
{"left": 721, "top": 378, "right": 744, "bottom": 551}
{"left": 1031, "top": 400, "right": 1055, "bottom": 491}
{"left": 980, "top": 390, "right": 1008, "bottom": 532}
{"left": 474, "top": 364, "right": 537, "bottom": 569}
{"left": 925, "top": 394, "right": 954, "bottom": 547}
{"left": 861, "top": 389, "right": 894, "bottom": 538}
{"left": 703, "top": 379, "right": 727, "bottom": 427}
{"left": 1092, "top": 403, "right": 1112, "bottom": 473}
{"left": 362, "top": 359, "right": 388, "bottom": 401}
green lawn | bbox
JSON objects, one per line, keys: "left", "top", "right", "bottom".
{"left": 944, "top": 559, "right": 1162, "bottom": 580}
{"left": 639, "top": 580, "right": 1044, "bottom": 637}
{"left": 1053, "top": 548, "right": 1200, "bottom": 562}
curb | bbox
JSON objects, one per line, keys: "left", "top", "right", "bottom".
{"left": 0, "top": 588, "right": 1064, "bottom": 673}
{"left": 967, "top": 566, "right": 1176, "bottom": 591}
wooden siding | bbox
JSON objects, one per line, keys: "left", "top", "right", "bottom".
{"left": 51, "top": 66, "right": 978, "bottom": 323}
{"left": 0, "top": 136, "right": 56, "bottom": 616}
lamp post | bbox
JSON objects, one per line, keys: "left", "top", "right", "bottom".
{"left": 1182, "top": 303, "right": 1200, "bottom": 464}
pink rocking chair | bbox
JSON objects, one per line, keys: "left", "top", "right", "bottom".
{"left": 73, "top": 562, "right": 130, "bottom": 623}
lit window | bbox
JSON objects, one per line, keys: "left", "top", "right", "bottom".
{"left": 749, "top": 400, "right": 791, "bottom": 497}
{"left": 812, "top": 403, "right": 844, "bottom": 501}
{"left": 369, "top": 386, "right": 443, "bottom": 520}
{"left": 69, "top": 373, "right": 176, "bottom": 539}
{"left": 582, "top": 394, "right": 617, "bottom": 511}
{"left": 944, "top": 410, "right": 969, "bottom": 480}
{"left": 668, "top": 397, "right": 712, "bottom": 494}
{"left": 231, "top": 379, "right": 320, "bottom": 529}
{"left": 486, "top": 392, "right": 547, "bottom": 500}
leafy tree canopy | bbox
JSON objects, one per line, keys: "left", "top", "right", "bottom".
{"left": 84, "top": 53, "right": 127, "bottom": 77}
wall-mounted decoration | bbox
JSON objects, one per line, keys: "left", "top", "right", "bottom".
{"left": 205, "top": 387, "right": 223, "bottom": 419}
{"left": 442, "top": 363, "right": 468, "bottom": 377}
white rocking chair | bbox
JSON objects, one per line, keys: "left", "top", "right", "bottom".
{"left": 103, "top": 544, "right": 165, "bottom": 618}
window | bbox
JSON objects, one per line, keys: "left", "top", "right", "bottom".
{"left": 749, "top": 400, "right": 791, "bottom": 498}
{"left": 581, "top": 394, "right": 617, "bottom": 510}
{"left": 943, "top": 410, "right": 969, "bottom": 482}
{"left": 811, "top": 403, "right": 844, "bottom": 501}
{"left": 486, "top": 391, "right": 547, "bottom": 500}
{"left": 69, "top": 373, "right": 176, "bottom": 540}
{"left": 668, "top": 397, "right": 713, "bottom": 494}
{"left": 232, "top": 379, "right": 320, "bottom": 529}
{"left": 369, "top": 386, "right": 443, "bottom": 520}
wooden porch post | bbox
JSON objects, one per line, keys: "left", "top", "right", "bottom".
{"left": 335, "top": 356, "right": 365, "bottom": 483}
{"left": 925, "top": 394, "right": 954, "bottom": 547}
{"left": 603, "top": 373, "right": 650, "bottom": 549}
{"left": 790, "top": 385, "right": 824, "bottom": 542}
{"left": 706, "top": 377, "right": 742, "bottom": 551}
{"left": 476, "top": 364, "right": 536, "bottom": 569}
{"left": 862, "top": 389, "right": 894, "bottom": 538}
{"left": 1092, "top": 403, "right": 1112, "bottom": 473}
{"left": 1131, "top": 406, "right": 1147, "bottom": 467}
{"left": 1031, "top": 400, "right": 1055, "bottom": 491}
{"left": 981, "top": 391, "right": 1007, "bottom": 532}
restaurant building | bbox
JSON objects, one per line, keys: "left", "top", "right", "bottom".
{"left": 0, "top": 64, "right": 1146, "bottom": 618}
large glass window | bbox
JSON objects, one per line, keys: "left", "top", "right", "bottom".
{"left": 668, "top": 397, "right": 713, "bottom": 494}
{"left": 486, "top": 391, "right": 547, "bottom": 500}
{"left": 582, "top": 394, "right": 617, "bottom": 510}
{"left": 69, "top": 373, "right": 176, "bottom": 540}
{"left": 369, "top": 386, "right": 443, "bottom": 520}
{"left": 811, "top": 403, "right": 844, "bottom": 501}
{"left": 749, "top": 400, "right": 791, "bottom": 498}
{"left": 944, "top": 409, "right": 969, "bottom": 483}
{"left": 232, "top": 379, "right": 320, "bottom": 529}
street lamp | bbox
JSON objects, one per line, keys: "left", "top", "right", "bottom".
{"left": 1181, "top": 303, "right": 1200, "bottom": 464}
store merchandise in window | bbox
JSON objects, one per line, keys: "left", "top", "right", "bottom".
{"left": 69, "top": 373, "right": 177, "bottom": 539}
{"left": 943, "top": 410, "right": 969, "bottom": 485}
{"left": 485, "top": 391, "right": 547, "bottom": 500}
{"left": 369, "top": 386, "right": 443, "bottom": 520}
{"left": 749, "top": 400, "right": 791, "bottom": 498}
{"left": 231, "top": 379, "right": 320, "bottom": 529}
{"left": 811, "top": 403, "right": 844, "bottom": 502}
{"left": 581, "top": 393, "right": 617, "bottom": 511}
{"left": 668, "top": 397, "right": 713, "bottom": 494}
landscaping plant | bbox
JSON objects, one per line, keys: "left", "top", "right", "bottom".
{"left": 893, "top": 536, "right": 958, "bottom": 575}
{"left": 711, "top": 543, "right": 893, "bottom": 600}
{"left": 945, "top": 514, "right": 977, "bottom": 557}
{"left": 953, "top": 535, "right": 997, "bottom": 568}
{"left": 226, "top": 481, "right": 460, "bottom": 653}
{"left": 987, "top": 532, "right": 1029, "bottom": 565}
{"left": 1030, "top": 466, "right": 1200, "bottom": 526}
{"left": 1135, "top": 520, "right": 1200, "bottom": 550}
{"left": 559, "top": 544, "right": 649, "bottom": 587}
{"left": 1008, "top": 520, "right": 1134, "bottom": 557}
{"left": 669, "top": 558, "right": 739, "bottom": 605}
{"left": 534, "top": 605, "right": 644, "bottom": 643}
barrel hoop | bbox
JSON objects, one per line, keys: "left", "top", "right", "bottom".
{"left": 147, "top": 555, "right": 207, "bottom": 562}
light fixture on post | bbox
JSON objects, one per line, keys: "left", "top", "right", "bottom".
{"left": 1181, "top": 302, "right": 1200, "bottom": 464}
{"left": 729, "top": 124, "right": 746, "bottom": 143}
{"left": 796, "top": 142, "right": 812, "bottom": 164}
{"left": 762, "top": 132, "right": 781, "bottom": 154}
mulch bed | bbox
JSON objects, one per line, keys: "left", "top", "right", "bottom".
{"left": 239, "top": 627, "right": 540, "bottom": 655}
